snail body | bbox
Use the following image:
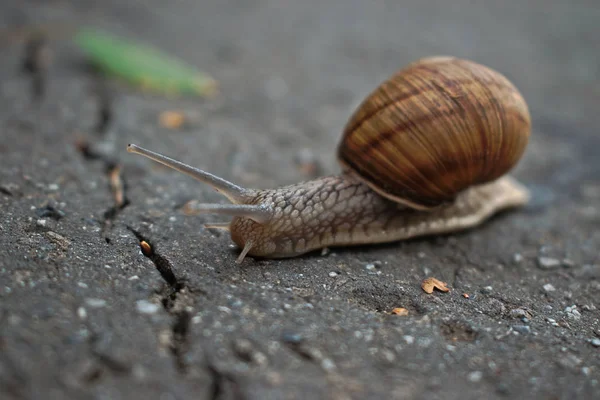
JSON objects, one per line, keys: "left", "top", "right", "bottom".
{"left": 128, "top": 56, "right": 531, "bottom": 263}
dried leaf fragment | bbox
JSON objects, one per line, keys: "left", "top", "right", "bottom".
{"left": 159, "top": 111, "right": 185, "bottom": 129}
{"left": 45, "top": 231, "right": 71, "bottom": 250}
{"left": 109, "top": 165, "right": 126, "bottom": 207}
{"left": 391, "top": 307, "right": 409, "bottom": 316}
{"left": 421, "top": 277, "right": 450, "bottom": 294}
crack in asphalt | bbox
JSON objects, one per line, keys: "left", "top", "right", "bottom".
{"left": 126, "top": 227, "right": 195, "bottom": 374}
{"left": 206, "top": 361, "right": 245, "bottom": 400}
{"left": 170, "top": 310, "right": 191, "bottom": 373}
{"left": 91, "top": 80, "right": 113, "bottom": 134}
{"left": 21, "top": 32, "right": 48, "bottom": 100}
{"left": 75, "top": 140, "right": 130, "bottom": 240}
{"left": 127, "top": 227, "right": 180, "bottom": 290}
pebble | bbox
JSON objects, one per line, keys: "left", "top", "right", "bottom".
{"left": 77, "top": 282, "right": 88, "bottom": 289}
{"left": 481, "top": 286, "right": 493, "bottom": 294}
{"left": 36, "top": 219, "right": 47, "bottom": 227}
{"left": 546, "top": 317, "right": 559, "bottom": 327}
{"left": 564, "top": 305, "right": 581, "bottom": 320}
{"left": 136, "top": 300, "right": 160, "bottom": 315}
{"left": 321, "top": 358, "right": 336, "bottom": 371}
{"left": 85, "top": 298, "right": 107, "bottom": 308}
{"left": 77, "top": 307, "right": 87, "bottom": 319}
{"left": 381, "top": 349, "right": 396, "bottom": 363}
{"left": 282, "top": 332, "right": 303, "bottom": 344}
{"left": 403, "top": 335, "right": 414, "bottom": 345}
{"left": 537, "top": 257, "right": 561, "bottom": 269}
{"left": 365, "top": 263, "right": 376, "bottom": 271}
{"left": 320, "top": 248, "right": 330, "bottom": 256}
{"left": 510, "top": 308, "right": 532, "bottom": 319}
{"left": 543, "top": 283, "right": 556, "bottom": 292}
{"left": 513, "top": 325, "right": 531, "bottom": 334}
{"left": 328, "top": 271, "right": 338, "bottom": 277}
{"left": 590, "top": 338, "right": 600, "bottom": 347}
{"left": 468, "top": 371, "right": 483, "bottom": 383}
{"left": 513, "top": 253, "right": 524, "bottom": 264}
{"left": 562, "top": 259, "right": 576, "bottom": 268}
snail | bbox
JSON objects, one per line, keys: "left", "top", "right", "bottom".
{"left": 128, "top": 56, "right": 531, "bottom": 264}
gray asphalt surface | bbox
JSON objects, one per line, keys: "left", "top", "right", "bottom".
{"left": 1, "top": 1, "right": 599, "bottom": 399}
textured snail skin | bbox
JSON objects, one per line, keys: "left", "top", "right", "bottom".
{"left": 229, "top": 174, "right": 528, "bottom": 258}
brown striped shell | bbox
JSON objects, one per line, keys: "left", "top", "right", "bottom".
{"left": 337, "top": 56, "right": 531, "bottom": 209}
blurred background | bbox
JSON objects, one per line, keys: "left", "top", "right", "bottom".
{"left": 3, "top": 0, "right": 598, "bottom": 192}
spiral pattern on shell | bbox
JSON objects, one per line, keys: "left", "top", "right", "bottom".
{"left": 337, "top": 56, "right": 531, "bottom": 209}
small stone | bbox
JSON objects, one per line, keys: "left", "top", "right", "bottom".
{"left": 564, "top": 305, "right": 579, "bottom": 316}
{"left": 45, "top": 231, "right": 70, "bottom": 249}
{"left": 558, "top": 354, "right": 583, "bottom": 370}
{"left": 562, "top": 259, "right": 576, "bottom": 268}
{"left": 320, "top": 247, "right": 330, "bottom": 256}
{"left": 481, "top": 286, "right": 493, "bottom": 294}
{"left": 217, "top": 306, "right": 231, "bottom": 314}
{"left": 403, "top": 335, "right": 414, "bottom": 345}
{"left": 128, "top": 275, "right": 139, "bottom": 280}
{"left": 320, "top": 358, "right": 336, "bottom": 371}
{"left": 512, "top": 325, "right": 531, "bottom": 334}
{"left": 537, "top": 257, "right": 561, "bottom": 269}
{"left": 36, "top": 219, "right": 47, "bottom": 227}
{"left": 589, "top": 338, "right": 600, "bottom": 347}
{"left": 543, "top": 283, "right": 556, "bottom": 292}
{"left": 85, "top": 298, "right": 107, "bottom": 308}
{"left": 136, "top": 300, "right": 160, "bottom": 315}
{"left": 77, "top": 307, "right": 87, "bottom": 319}
{"left": 468, "top": 371, "right": 483, "bottom": 383}
{"left": 513, "top": 253, "right": 524, "bottom": 264}
{"left": 381, "top": 349, "right": 396, "bottom": 363}
{"left": 510, "top": 308, "right": 532, "bottom": 319}
{"left": 328, "top": 271, "right": 338, "bottom": 277}
{"left": 282, "top": 333, "right": 303, "bottom": 344}
{"left": 48, "top": 183, "right": 59, "bottom": 191}
{"left": 365, "top": 263, "right": 376, "bottom": 270}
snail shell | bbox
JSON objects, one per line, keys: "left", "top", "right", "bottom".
{"left": 338, "top": 56, "right": 531, "bottom": 209}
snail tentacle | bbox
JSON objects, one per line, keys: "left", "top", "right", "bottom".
{"left": 127, "top": 144, "right": 252, "bottom": 204}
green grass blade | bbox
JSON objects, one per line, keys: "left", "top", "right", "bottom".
{"left": 74, "top": 28, "right": 218, "bottom": 97}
